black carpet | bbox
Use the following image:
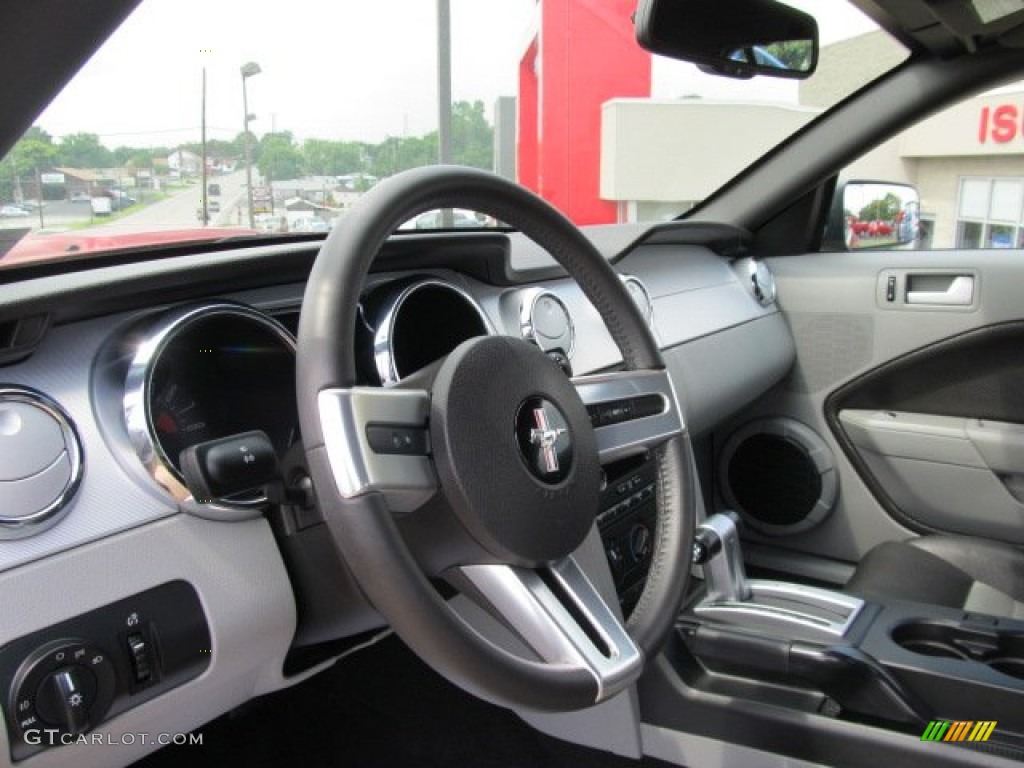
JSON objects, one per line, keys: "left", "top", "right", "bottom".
{"left": 134, "top": 634, "right": 680, "bottom": 768}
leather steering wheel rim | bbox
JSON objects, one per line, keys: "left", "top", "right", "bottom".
{"left": 296, "top": 165, "right": 694, "bottom": 711}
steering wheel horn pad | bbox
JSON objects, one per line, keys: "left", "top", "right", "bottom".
{"left": 430, "top": 335, "right": 600, "bottom": 566}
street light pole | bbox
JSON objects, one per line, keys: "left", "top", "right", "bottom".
{"left": 241, "top": 61, "right": 261, "bottom": 229}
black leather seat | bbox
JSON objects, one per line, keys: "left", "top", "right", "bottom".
{"left": 846, "top": 535, "right": 1024, "bottom": 618}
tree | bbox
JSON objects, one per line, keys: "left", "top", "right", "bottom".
{"left": 762, "top": 41, "right": 813, "bottom": 71}
{"left": 58, "top": 133, "right": 115, "bottom": 168}
{"left": 257, "top": 134, "right": 304, "bottom": 181}
{"left": 858, "top": 193, "right": 901, "bottom": 222}
{"left": 450, "top": 100, "right": 493, "bottom": 169}
{"left": 0, "top": 126, "right": 57, "bottom": 200}
{"left": 301, "top": 139, "right": 365, "bottom": 176}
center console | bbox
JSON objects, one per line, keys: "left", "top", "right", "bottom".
{"left": 665, "top": 512, "right": 1024, "bottom": 758}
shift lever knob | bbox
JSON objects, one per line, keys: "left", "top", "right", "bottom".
{"left": 695, "top": 511, "right": 749, "bottom": 602}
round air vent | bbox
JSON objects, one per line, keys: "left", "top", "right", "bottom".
{"left": 718, "top": 418, "right": 835, "bottom": 536}
{"left": 0, "top": 387, "right": 83, "bottom": 538}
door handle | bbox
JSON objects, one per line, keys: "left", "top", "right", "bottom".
{"left": 905, "top": 274, "right": 974, "bottom": 306}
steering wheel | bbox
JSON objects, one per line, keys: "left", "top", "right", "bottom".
{"left": 296, "top": 166, "right": 694, "bottom": 711}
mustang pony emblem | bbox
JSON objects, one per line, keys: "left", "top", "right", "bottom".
{"left": 529, "top": 407, "right": 567, "bottom": 474}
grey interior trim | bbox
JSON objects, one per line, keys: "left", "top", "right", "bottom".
{"left": 964, "top": 582, "right": 1024, "bottom": 620}
{"left": 743, "top": 542, "right": 856, "bottom": 587}
{"left": 694, "top": 580, "right": 865, "bottom": 644}
{"left": 840, "top": 409, "right": 1024, "bottom": 542}
{"left": 663, "top": 314, "right": 795, "bottom": 438}
{"left": 572, "top": 369, "right": 685, "bottom": 463}
{"left": 459, "top": 557, "right": 643, "bottom": 705}
{"left": 317, "top": 387, "right": 435, "bottom": 513}
{"left": 641, "top": 723, "right": 829, "bottom": 768}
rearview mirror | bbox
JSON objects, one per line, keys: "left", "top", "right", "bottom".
{"left": 823, "top": 181, "right": 922, "bottom": 251}
{"left": 634, "top": 0, "right": 818, "bottom": 80}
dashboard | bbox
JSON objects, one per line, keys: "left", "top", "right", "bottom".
{"left": 0, "top": 226, "right": 794, "bottom": 767}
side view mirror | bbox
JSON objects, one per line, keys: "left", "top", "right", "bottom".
{"left": 823, "top": 180, "right": 922, "bottom": 251}
{"left": 634, "top": 0, "right": 818, "bottom": 80}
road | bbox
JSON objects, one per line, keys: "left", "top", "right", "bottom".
{"left": 0, "top": 169, "right": 251, "bottom": 233}
{"left": 111, "top": 170, "right": 249, "bottom": 229}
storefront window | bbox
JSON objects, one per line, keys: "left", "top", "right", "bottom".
{"left": 955, "top": 178, "right": 1024, "bottom": 249}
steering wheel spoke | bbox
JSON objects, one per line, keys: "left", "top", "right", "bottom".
{"left": 456, "top": 557, "right": 642, "bottom": 703}
{"left": 318, "top": 386, "right": 437, "bottom": 513}
{"left": 573, "top": 369, "right": 685, "bottom": 464}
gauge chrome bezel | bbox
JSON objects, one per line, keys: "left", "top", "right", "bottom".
{"left": 123, "top": 302, "right": 296, "bottom": 508}
{"left": 0, "top": 386, "right": 83, "bottom": 539}
{"left": 371, "top": 278, "right": 494, "bottom": 386}
{"left": 519, "top": 287, "right": 576, "bottom": 358}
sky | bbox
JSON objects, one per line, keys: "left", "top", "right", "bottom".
{"left": 36, "top": 0, "right": 881, "bottom": 150}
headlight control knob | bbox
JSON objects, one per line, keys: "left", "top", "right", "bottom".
{"left": 10, "top": 640, "right": 116, "bottom": 740}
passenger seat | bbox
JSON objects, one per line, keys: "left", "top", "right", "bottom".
{"left": 846, "top": 535, "right": 1024, "bottom": 618}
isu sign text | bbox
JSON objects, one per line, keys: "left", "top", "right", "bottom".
{"left": 979, "top": 104, "right": 1024, "bottom": 143}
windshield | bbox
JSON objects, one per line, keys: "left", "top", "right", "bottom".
{"left": 0, "top": 0, "right": 905, "bottom": 268}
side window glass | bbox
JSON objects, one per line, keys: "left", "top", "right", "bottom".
{"left": 832, "top": 83, "right": 1024, "bottom": 251}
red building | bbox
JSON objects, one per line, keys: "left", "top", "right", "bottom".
{"left": 518, "top": 0, "right": 652, "bottom": 225}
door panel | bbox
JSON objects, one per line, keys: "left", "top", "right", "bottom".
{"left": 713, "top": 249, "right": 1024, "bottom": 573}
{"left": 839, "top": 409, "right": 1024, "bottom": 543}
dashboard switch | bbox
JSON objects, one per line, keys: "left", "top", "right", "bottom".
{"left": 126, "top": 633, "right": 152, "bottom": 684}
{"left": 179, "top": 430, "right": 278, "bottom": 499}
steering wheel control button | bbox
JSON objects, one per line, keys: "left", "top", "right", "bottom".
{"left": 179, "top": 430, "right": 278, "bottom": 499}
{"left": 0, "top": 388, "right": 83, "bottom": 538}
{"left": 430, "top": 335, "right": 600, "bottom": 564}
{"left": 515, "top": 398, "right": 573, "bottom": 484}
{"left": 366, "top": 425, "right": 429, "bottom": 455}
{"left": 587, "top": 394, "right": 664, "bottom": 428}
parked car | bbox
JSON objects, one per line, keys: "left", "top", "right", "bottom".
{"left": 0, "top": 204, "right": 29, "bottom": 218}
{"left": 69, "top": 192, "right": 90, "bottom": 202}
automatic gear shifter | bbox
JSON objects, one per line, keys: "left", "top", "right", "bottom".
{"left": 691, "top": 511, "right": 865, "bottom": 643}
{"left": 692, "top": 511, "right": 750, "bottom": 603}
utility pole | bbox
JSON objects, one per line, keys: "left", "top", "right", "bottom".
{"left": 34, "top": 167, "right": 44, "bottom": 229}
{"left": 437, "top": 0, "right": 453, "bottom": 227}
{"left": 201, "top": 67, "right": 208, "bottom": 226}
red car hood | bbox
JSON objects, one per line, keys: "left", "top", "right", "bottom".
{"left": 1, "top": 226, "right": 260, "bottom": 267}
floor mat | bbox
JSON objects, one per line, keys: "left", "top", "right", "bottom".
{"left": 134, "top": 634, "right": 679, "bottom": 768}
